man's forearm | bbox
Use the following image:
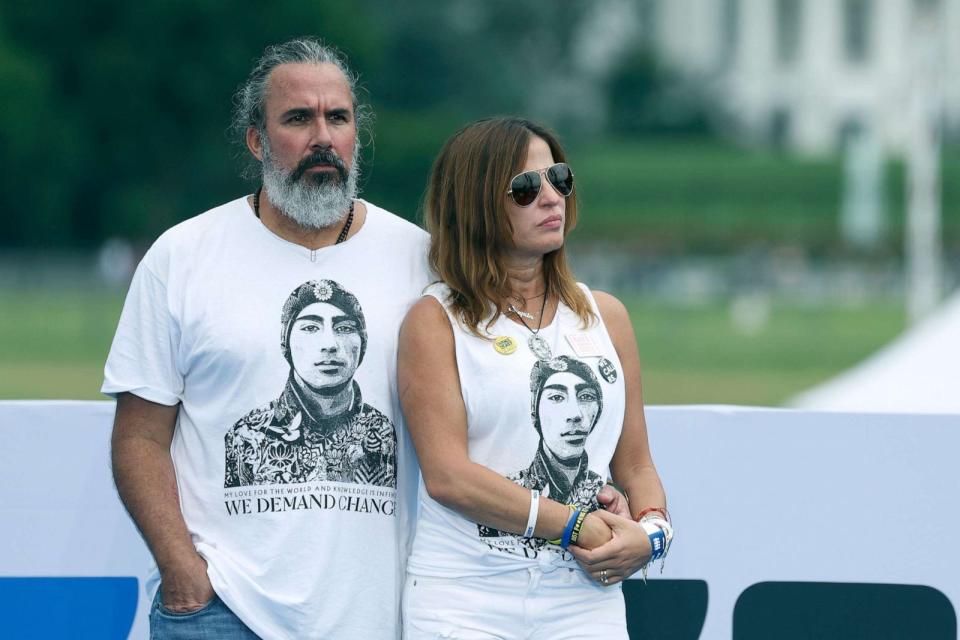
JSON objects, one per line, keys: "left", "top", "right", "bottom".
{"left": 110, "top": 392, "right": 200, "bottom": 574}
{"left": 112, "top": 434, "right": 200, "bottom": 572}
{"left": 111, "top": 394, "right": 213, "bottom": 610}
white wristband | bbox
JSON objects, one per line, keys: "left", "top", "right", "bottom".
{"left": 523, "top": 489, "right": 540, "bottom": 538}
{"left": 639, "top": 520, "right": 667, "bottom": 560}
{"left": 641, "top": 515, "right": 674, "bottom": 543}
{"left": 640, "top": 516, "right": 674, "bottom": 559}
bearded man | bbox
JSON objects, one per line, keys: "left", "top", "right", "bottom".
{"left": 103, "top": 38, "right": 430, "bottom": 639}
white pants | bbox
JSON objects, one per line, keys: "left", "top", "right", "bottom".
{"left": 402, "top": 566, "right": 628, "bottom": 640}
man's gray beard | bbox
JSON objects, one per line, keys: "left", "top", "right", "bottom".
{"left": 260, "top": 140, "right": 360, "bottom": 230}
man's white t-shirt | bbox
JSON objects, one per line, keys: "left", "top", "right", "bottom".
{"left": 103, "top": 196, "right": 431, "bottom": 639}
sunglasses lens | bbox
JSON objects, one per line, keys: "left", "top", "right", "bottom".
{"left": 510, "top": 171, "right": 541, "bottom": 206}
{"left": 547, "top": 163, "right": 574, "bottom": 196}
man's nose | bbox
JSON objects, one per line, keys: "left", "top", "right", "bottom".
{"left": 309, "top": 119, "right": 333, "bottom": 150}
{"left": 316, "top": 329, "right": 339, "bottom": 350}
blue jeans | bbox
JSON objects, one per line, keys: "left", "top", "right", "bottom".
{"left": 149, "top": 587, "right": 260, "bottom": 639}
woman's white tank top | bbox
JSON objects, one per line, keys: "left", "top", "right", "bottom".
{"left": 407, "top": 282, "right": 627, "bottom": 577}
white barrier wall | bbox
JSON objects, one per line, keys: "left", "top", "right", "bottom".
{"left": 647, "top": 405, "right": 959, "bottom": 637}
{"left": 1, "top": 402, "right": 957, "bottom": 638}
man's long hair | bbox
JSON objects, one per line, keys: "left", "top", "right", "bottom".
{"left": 230, "top": 37, "right": 373, "bottom": 180}
{"left": 422, "top": 117, "right": 594, "bottom": 336}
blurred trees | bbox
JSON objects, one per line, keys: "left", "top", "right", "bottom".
{"left": 1, "top": 2, "right": 380, "bottom": 248}
{"left": 607, "top": 46, "right": 713, "bottom": 137}
{"left": 5, "top": 1, "right": 952, "bottom": 253}
{"left": 0, "top": 0, "right": 612, "bottom": 248}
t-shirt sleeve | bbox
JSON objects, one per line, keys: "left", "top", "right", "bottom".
{"left": 101, "top": 260, "right": 183, "bottom": 405}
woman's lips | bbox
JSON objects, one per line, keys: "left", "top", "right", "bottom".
{"left": 539, "top": 215, "right": 563, "bottom": 229}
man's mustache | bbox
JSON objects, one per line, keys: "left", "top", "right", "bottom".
{"left": 289, "top": 149, "right": 348, "bottom": 184}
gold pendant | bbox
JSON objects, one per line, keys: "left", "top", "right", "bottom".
{"left": 493, "top": 336, "right": 517, "bottom": 355}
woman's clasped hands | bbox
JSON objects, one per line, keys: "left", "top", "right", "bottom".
{"left": 571, "top": 509, "right": 654, "bottom": 587}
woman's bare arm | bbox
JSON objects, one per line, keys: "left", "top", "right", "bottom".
{"left": 596, "top": 291, "right": 666, "bottom": 516}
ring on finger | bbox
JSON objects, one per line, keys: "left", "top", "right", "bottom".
{"left": 600, "top": 569, "right": 609, "bottom": 585}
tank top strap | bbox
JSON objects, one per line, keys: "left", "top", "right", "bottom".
{"left": 574, "top": 282, "right": 605, "bottom": 328}
{"left": 575, "top": 282, "right": 596, "bottom": 311}
{"left": 422, "top": 281, "right": 460, "bottom": 325}
{"left": 424, "top": 282, "right": 507, "bottom": 339}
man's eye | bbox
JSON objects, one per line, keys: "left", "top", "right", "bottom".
{"left": 578, "top": 391, "right": 597, "bottom": 403}
{"left": 545, "top": 391, "right": 567, "bottom": 403}
{"left": 334, "top": 323, "right": 357, "bottom": 334}
{"left": 299, "top": 324, "right": 319, "bottom": 333}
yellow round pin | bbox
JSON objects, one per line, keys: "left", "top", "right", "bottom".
{"left": 493, "top": 336, "right": 517, "bottom": 355}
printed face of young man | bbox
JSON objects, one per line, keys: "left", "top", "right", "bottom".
{"left": 537, "top": 371, "right": 600, "bottom": 463}
{"left": 289, "top": 302, "right": 362, "bottom": 392}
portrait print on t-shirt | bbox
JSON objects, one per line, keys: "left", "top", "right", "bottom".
{"left": 224, "top": 279, "right": 396, "bottom": 488}
{"left": 478, "top": 355, "right": 605, "bottom": 554}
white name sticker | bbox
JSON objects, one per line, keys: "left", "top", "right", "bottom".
{"left": 565, "top": 332, "right": 603, "bottom": 358}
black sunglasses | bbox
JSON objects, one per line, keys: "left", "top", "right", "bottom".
{"left": 506, "top": 163, "right": 575, "bottom": 207}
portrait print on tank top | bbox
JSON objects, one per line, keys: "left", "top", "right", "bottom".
{"left": 477, "top": 355, "right": 605, "bottom": 555}
{"left": 223, "top": 279, "right": 397, "bottom": 489}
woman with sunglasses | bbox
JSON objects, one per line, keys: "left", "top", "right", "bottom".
{"left": 398, "top": 117, "right": 670, "bottom": 639}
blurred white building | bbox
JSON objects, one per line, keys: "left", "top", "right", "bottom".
{"left": 644, "top": 0, "right": 960, "bottom": 154}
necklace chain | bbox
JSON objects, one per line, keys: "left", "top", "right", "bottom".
{"left": 507, "top": 286, "right": 549, "bottom": 336}
{"left": 253, "top": 186, "right": 354, "bottom": 244}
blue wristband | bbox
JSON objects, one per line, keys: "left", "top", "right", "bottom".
{"left": 646, "top": 526, "right": 666, "bottom": 560}
{"left": 560, "top": 508, "right": 581, "bottom": 549}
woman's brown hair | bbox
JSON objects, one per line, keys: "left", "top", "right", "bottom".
{"left": 422, "top": 117, "right": 594, "bottom": 336}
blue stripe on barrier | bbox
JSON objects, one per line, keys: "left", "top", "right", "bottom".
{"left": 0, "top": 576, "right": 139, "bottom": 640}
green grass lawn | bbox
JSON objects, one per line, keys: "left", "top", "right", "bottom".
{"left": 627, "top": 299, "right": 904, "bottom": 405}
{"left": 0, "top": 288, "right": 905, "bottom": 406}
{"left": 572, "top": 141, "right": 842, "bottom": 249}
{"left": 566, "top": 140, "right": 960, "bottom": 253}
{"left": 0, "top": 289, "right": 125, "bottom": 400}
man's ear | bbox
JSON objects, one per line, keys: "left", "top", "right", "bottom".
{"left": 246, "top": 127, "right": 264, "bottom": 162}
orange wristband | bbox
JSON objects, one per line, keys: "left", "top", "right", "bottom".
{"left": 635, "top": 506, "right": 669, "bottom": 523}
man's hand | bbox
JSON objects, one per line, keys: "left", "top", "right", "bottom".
{"left": 597, "top": 484, "right": 630, "bottom": 518}
{"left": 570, "top": 509, "right": 652, "bottom": 586}
{"left": 159, "top": 553, "right": 215, "bottom": 613}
